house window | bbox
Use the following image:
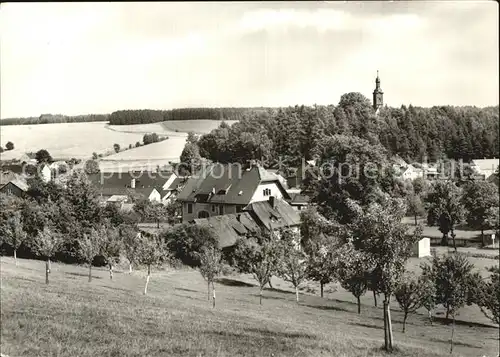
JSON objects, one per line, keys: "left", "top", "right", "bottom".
{"left": 236, "top": 205, "right": 243, "bottom": 213}
{"left": 263, "top": 188, "right": 271, "bottom": 196}
{"left": 218, "top": 205, "right": 224, "bottom": 215}
{"left": 187, "top": 203, "right": 193, "bottom": 214}
{"left": 211, "top": 205, "right": 216, "bottom": 212}
{"left": 198, "top": 210, "right": 209, "bottom": 219}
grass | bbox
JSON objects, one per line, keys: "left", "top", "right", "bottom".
{"left": 1, "top": 257, "right": 498, "bottom": 357}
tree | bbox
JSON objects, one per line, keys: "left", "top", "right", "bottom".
{"left": 35, "top": 149, "right": 53, "bottom": 164}
{"left": 477, "top": 266, "right": 500, "bottom": 325}
{"left": 0, "top": 147, "right": 4, "bottom": 153}
{"left": 136, "top": 233, "right": 167, "bottom": 295}
{"left": 335, "top": 242, "right": 369, "bottom": 314}
{"left": 179, "top": 143, "right": 202, "bottom": 175}
{"left": 394, "top": 272, "right": 435, "bottom": 332}
{"left": 1, "top": 212, "right": 27, "bottom": 265}
{"left": 231, "top": 230, "right": 281, "bottom": 305}
{"left": 421, "top": 254, "right": 477, "bottom": 353}
{"left": 84, "top": 159, "right": 100, "bottom": 175}
{"left": 425, "top": 180, "right": 465, "bottom": 250}
{"left": 78, "top": 228, "right": 103, "bottom": 282}
{"left": 100, "top": 225, "right": 121, "bottom": 280}
{"left": 406, "top": 193, "right": 426, "bottom": 226}
{"left": 350, "top": 196, "right": 422, "bottom": 351}
{"left": 113, "top": 143, "right": 120, "bottom": 153}
{"left": 6, "top": 141, "right": 14, "bottom": 150}
{"left": 198, "top": 246, "right": 223, "bottom": 307}
{"left": 148, "top": 202, "right": 169, "bottom": 229}
{"left": 276, "top": 229, "right": 308, "bottom": 303}
{"left": 162, "top": 224, "right": 218, "bottom": 267}
{"left": 32, "top": 226, "right": 63, "bottom": 284}
{"left": 92, "top": 152, "right": 98, "bottom": 160}
{"left": 135, "top": 141, "right": 141, "bottom": 148}
{"left": 121, "top": 225, "right": 140, "bottom": 273}
{"left": 462, "top": 181, "right": 499, "bottom": 243}
{"left": 186, "top": 131, "right": 198, "bottom": 144}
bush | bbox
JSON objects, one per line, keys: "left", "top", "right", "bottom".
{"left": 5, "top": 141, "right": 14, "bottom": 150}
{"left": 0, "top": 147, "right": 4, "bottom": 153}
{"left": 161, "top": 224, "right": 218, "bottom": 267}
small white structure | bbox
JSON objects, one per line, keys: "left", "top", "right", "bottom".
{"left": 40, "top": 165, "right": 51, "bottom": 183}
{"left": 412, "top": 237, "right": 431, "bottom": 258}
{"left": 471, "top": 158, "right": 499, "bottom": 180}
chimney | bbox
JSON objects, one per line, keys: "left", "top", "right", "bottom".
{"left": 269, "top": 196, "right": 276, "bottom": 209}
{"left": 131, "top": 178, "right": 136, "bottom": 189}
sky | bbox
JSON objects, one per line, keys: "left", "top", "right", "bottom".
{"left": 1, "top": 1, "right": 498, "bottom": 118}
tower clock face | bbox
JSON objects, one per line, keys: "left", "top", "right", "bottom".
{"left": 377, "top": 94, "right": 383, "bottom": 103}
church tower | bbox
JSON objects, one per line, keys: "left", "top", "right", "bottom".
{"left": 373, "top": 70, "right": 383, "bottom": 112}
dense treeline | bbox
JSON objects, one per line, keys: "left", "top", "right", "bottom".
{"left": 194, "top": 93, "right": 499, "bottom": 164}
{"left": 108, "top": 108, "right": 268, "bottom": 125}
{"left": 1, "top": 114, "right": 109, "bottom": 126}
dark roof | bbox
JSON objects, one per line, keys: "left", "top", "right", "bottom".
{"left": 288, "top": 193, "right": 310, "bottom": 205}
{"left": 0, "top": 179, "right": 29, "bottom": 193}
{"left": 245, "top": 198, "right": 301, "bottom": 230}
{"left": 88, "top": 171, "right": 170, "bottom": 198}
{"left": 190, "top": 212, "right": 260, "bottom": 248}
{"left": 177, "top": 164, "right": 289, "bottom": 205}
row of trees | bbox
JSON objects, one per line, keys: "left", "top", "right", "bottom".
{"left": 1, "top": 113, "right": 109, "bottom": 126}
{"left": 192, "top": 94, "right": 498, "bottom": 166}
{"left": 107, "top": 108, "right": 267, "bottom": 125}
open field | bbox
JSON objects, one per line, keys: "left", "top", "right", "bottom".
{"left": 98, "top": 136, "right": 187, "bottom": 172}
{"left": 160, "top": 120, "right": 238, "bottom": 134}
{"left": 1, "top": 257, "right": 497, "bottom": 357}
{"left": 0, "top": 120, "right": 234, "bottom": 162}
{"left": 0, "top": 122, "right": 145, "bottom": 161}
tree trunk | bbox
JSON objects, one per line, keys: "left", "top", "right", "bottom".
{"left": 207, "top": 281, "right": 210, "bottom": 301}
{"left": 157, "top": 220, "right": 159, "bottom": 229}
{"left": 260, "top": 286, "right": 263, "bottom": 305}
{"left": 451, "top": 230, "right": 457, "bottom": 252}
{"left": 212, "top": 282, "right": 216, "bottom": 308}
{"left": 357, "top": 296, "right": 361, "bottom": 314}
{"left": 383, "top": 301, "right": 388, "bottom": 349}
{"left": 446, "top": 305, "right": 450, "bottom": 321}
{"left": 373, "top": 290, "right": 378, "bottom": 307}
{"left": 414, "top": 214, "right": 418, "bottom": 226}
{"left": 449, "top": 314, "right": 455, "bottom": 354}
{"left": 387, "top": 301, "right": 394, "bottom": 351}
{"left": 268, "top": 280, "right": 273, "bottom": 289}
{"left": 14, "top": 249, "right": 17, "bottom": 266}
{"left": 88, "top": 264, "right": 92, "bottom": 282}
{"left": 144, "top": 265, "right": 151, "bottom": 295}
{"left": 109, "top": 263, "right": 113, "bottom": 280}
{"left": 129, "top": 263, "right": 133, "bottom": 273}
{"left": 481, "top": 228, "right": 484, "bottom": 246}
{"left": 402, "top": 312, "right": 408, "bottom": 333}
{"left": 320, "top": 282, "right": 324, "bottom": 298}
{"left": 45, "top": 259, "right": 50, "bottom": 284}
{"left": 48, "top": 258, "right": 51, "bottom": 273}
{"left": 383, "top": 298, "right": 394, "bottom": 351}
{"left": 428, "top": 309, "right": 433, "bottom": 325}
{"left": 295, "top": 286, "right": 299, "bottom": 303}
{"left": 441, "top": 233, "right": 449, "bottom": 246}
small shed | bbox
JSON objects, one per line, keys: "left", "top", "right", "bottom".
{"left": 412, "top": 237, "right": 431, "bottom": 258}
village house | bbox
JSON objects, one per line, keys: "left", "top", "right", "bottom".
{"left": 87, "top": 170, "right": 179, "bottom": 207}
{"left": 0, "top": 178, "right": 29, "bottom": 198}
{"left": 176, "top": 163, "right": 292, "bottom": 222}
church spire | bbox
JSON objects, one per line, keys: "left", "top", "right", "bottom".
{"left": 373, "top": 70, "right": 383, "bottom": 111}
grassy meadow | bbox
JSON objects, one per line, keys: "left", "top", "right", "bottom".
{"left": 1, "top": 256, "right": 498, "bottom": 357}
